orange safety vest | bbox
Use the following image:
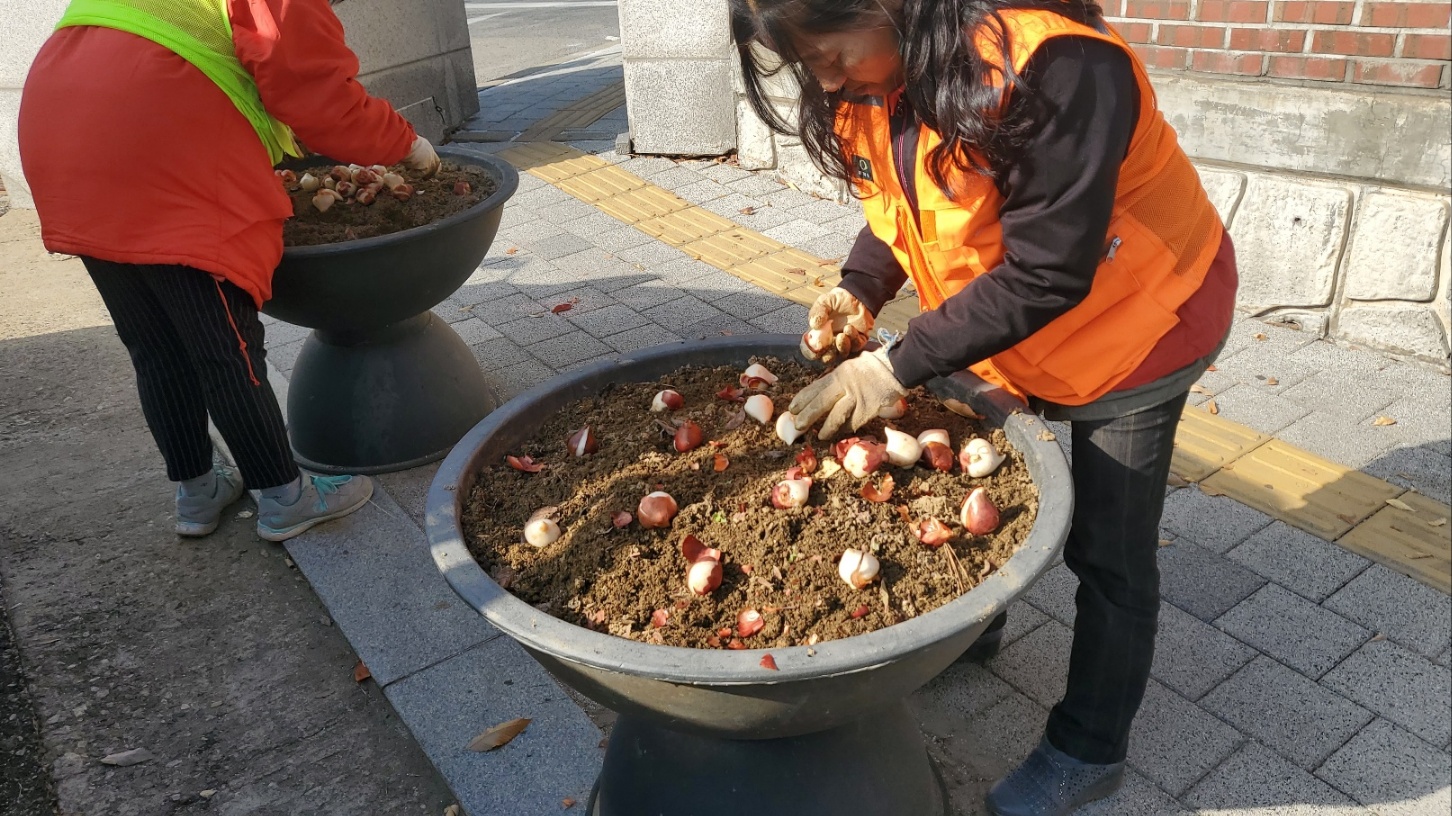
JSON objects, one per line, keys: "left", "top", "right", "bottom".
{"left": 836, "top": 10, "right": 1224, "bottom": 405}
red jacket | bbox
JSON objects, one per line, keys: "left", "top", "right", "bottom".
{"left": 18, "top": 0, "right": 417, "bottom": 306}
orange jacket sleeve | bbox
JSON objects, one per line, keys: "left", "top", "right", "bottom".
{"left": 229, "top": 0, "right": 416, "bottom": 166}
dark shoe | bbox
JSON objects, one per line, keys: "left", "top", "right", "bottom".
{"left": 960, "top": 612, "right": 1008, "bottom": 662}
{"left": 986, "top": 737, "right": 1125, "bottom": 816}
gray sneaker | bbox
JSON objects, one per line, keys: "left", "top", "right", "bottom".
{"left": 256, "top": 473, "right": 374, "bottom": 542}
{"left": 986, "top": 737, "right": 1125, "bottom": 816}
{"left": 176, "top": 464, "right": 245, "bottom": 537}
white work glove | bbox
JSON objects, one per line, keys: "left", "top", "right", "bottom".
{"left": 402, "top": 135, "right": 441, "bottom": 178}
{"left": 789, "top": 347, "right": 908, "bottom": 440}
{"left": 800, "top": 287, "right": 873, "bottom": 364}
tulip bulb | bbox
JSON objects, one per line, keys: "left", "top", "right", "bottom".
{"left": 335, "top": 180, "right": 358, "bottom": 198}
{"left": 673, "top": 420, "right": 703, "bottom": 453}
{"left": 651, "top": 389, "right": 683, "bottom": 412}
{"left": 914, "top": 517, "right": 954, "bottom": 547}
{"left": 329, "top": 165, "right": 352, "bottom": 183}
{"left": 355, "top": 187, "right": 378, "bottom": 206}
{"left": 568, "top": 427, "right": 598, "bottom": 456}
{"left": 739, "top": 363, "right": 778, "bottom": 388}
{"left": 802, "top": 328, "right": 833, "bottom": 356}
{"left": 962, "top": 438, "right": 1006, "bottom": 478}
{"left": 311, "top": 189, "right": 343, "bottom": 213}
{"left": 381, "top": 172, "right": 407, "bottom": 191}
{"left": 744, "top": 394, "right": 774, "bottom": 424}
{"left": 882, "top": 427, "right": 922, "bottom": 468}
{"left": 390, "top": 183, "right": 416, "bottom": 202}
{"left": 638, "top": 491, "right": 678, "bottom": 529}
{"left": 687, "top": 559, "right": 722, "bottom": 595}
{"left": 961, "top": 487, "right": 1001, "bottom": 535}
{"left": 878, "top": 398, "right": 908, "bottom": 420}
{"left": 838, "top": 548, "right": 880, "bottom": 589}
{"left": 771, "top": 478, "right": 812, "bottom": 509}
{"left": 841, "top": 438, "right": 887, "bottom": 478}
{"left": 352, "top": 167, "right": 380, "bottom": 186}
{"left": 916, "top": 429, "right": 950, "bottom": 448}
{"left": 523, "top": 518, "right": 561, "bottom": 548}
{"left": 453, "top": 181, "right": 472, "bottom": 196}
{"left": 322, "top": 175, "right": 338, "bottom": 191}
{"left": 775, "top": 412, "right": 803, "bottom": 445}
{"left": 921, "top": 442, "right": 955, "bottom": 472}
{"left": 298, "top": 173, "right": 321, "bottom": 192}
{"left": 275, "top": 169, "right": 298, "bottom": 188}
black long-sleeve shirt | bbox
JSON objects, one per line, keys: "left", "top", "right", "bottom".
{"left": 835, "top": 36, "right": 1141, "bottom": 388}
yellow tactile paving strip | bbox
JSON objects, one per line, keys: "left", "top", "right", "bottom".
{"left": 518, "top": 81, "right": 627, "bottom": 142}
{"left": 495, "top": 142, "right": 1452, "bottom": 594}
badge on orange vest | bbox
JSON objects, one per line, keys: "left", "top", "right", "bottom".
{"left": 852, "top": 155, "right": 874, "bottom": 182}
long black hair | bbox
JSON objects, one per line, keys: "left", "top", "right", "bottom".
{"left": 732, "top": 0, "right": 1104, "bottom": 193}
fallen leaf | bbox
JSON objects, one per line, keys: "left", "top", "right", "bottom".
{"left": 1167, "top": 473, "right": 1189, "bottom": 487}
{"left": 716, "top": 385, "right": 745, "bottom": 402}
{"left": 506, "top": 454, "right": 546, "bottom": 473}
{"left": 759, "top": 654, "right": 779, "bottom": 671}
{"left": 1158, "top": 539, "right": 1173, "bottom": 548}
{"left": 1385, "top": 498, "right": 1414, "bottom": 511}
{"left": 713, "top": 453, "right": 729, "bottom": 472}
{"left": 550, "top": 299, "right": 578, "bottom": 314}
{"left": 353, "top": 661, "right": 371, "bottom": 683}
{"left": 860, "top": 474, "right": 895, "bottom": 503}
{"left": 738, "top": 609, "right": 765, "bottom": 637}
{"left": 784, "top": 267, "right": 806, "bottom": 275}
{"left": 100, "top": 748, "right": 154, "bottom": 767}
{"left": 812, "top": 276, "right": 825, "bottom": 287}
{"left": 1429, "top": 518, "right": 1447, "bottom": 527}
{"left": 1372, "top": 416, "right": 1397, "bottom": 426}
{"left": 562, "top": 798, "right": 577, "bottom": 809}
{"left": 528, "top": 505, "right": 561, "bottom": 522}
{"left": 1206, "top": 364, "right": 1218, "bottom": 372}
{"left": 445, "top": 806, "right": 462, "bottom": 816}
{"left": 1264, "top": 377, "right": 1279, "bottom": 386}
{"left": 650, "top": 609, "right": 669, "bottom": 628}
{"left": 1335, "top": 512, "right": 1358, "bottom": 525}
{"left": 505, "top": 246, "right": 518, "bottom": 255}
{"left": 727, "top": 639, "right": 747, "bottom": 650}
{"left": 723, "top": 409, "right": 746, "bottom": 430}
{"left": 1370, "top": 633, "right": 1386, "bottom": 642}
{"left": 1205, "top": 399, "right": 1219, "bottom": 415}
{"left": 739, "top": 206, "right": 757, "bottom": 215}
{"left": 468, "top": 718, "right": 531, "bottom": 752}
{"left": 1253, "top": 332, "right": 1268, "bottom": 341}
{"left": 1189, "top": 384, "right": 1213, "bottom": 395}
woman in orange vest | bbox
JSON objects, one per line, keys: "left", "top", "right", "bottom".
{"left": 19, "top": 0, "right": 441, "bottom": 542}
{"left": 733, "top": 1, "right": 1237, "bottom": 813}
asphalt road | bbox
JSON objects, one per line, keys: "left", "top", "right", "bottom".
{"left": 463, "top": 0, "right": 623, "bottom": 86}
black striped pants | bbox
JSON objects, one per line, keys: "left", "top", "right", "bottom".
{"left": 83, "top": 258, "right": 298, "bottom": 490}
{"left": 1043, "top": 391, "right": 1189, "bottom": 765}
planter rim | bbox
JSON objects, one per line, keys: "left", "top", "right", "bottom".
{"left": 278, "top": 147, "right": 519, "bottom": 259}
{"left": 426, "top": 335, "right": 1072, "bottom": 685}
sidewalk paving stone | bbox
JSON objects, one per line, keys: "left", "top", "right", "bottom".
{"left": 1362, "top": 443, "right": 1452, "bottom": 505}
{"left": 282, "top": 488, "right": 501, "bottom": 688}
{"left": 432, "top": 303, "right": 475, "bottom": 324}
{"left": 759, "top": 187, "right": 819, "bottom": 211}
{"left": 269, "top": 337, "right": 304, "bottom": 375}
{"left": 712, "top": 289, "right": 797, "bottom": 321}
{"left": 763, "top": 218, "right": 835, "bottom": 245}
{"left": 652, "top": 256, "right": 728, "bottom": 285}
{"left": 695, "top": 162, "right": 756, "bottom": 185}
{"left": 1127, "top": 680, "right": 1243, "bottom": 796}
{"left": 1183, "top": 741, "right": 1373, "bottom": 815}
{"left": 547, "top": 249, "right": 642, "bottom": 293}
{"left": 784, "top": 197, "right": 856, "bottom": 226}
{"left": 1319, "top": 639, "right": 1452, "bottom": 748}
{"left": 680, "top": 271, "right": 760, "bottom": 303}
{"left": 799, "top": 231, "right": 859, "bottom": 262}
{"left": 565, "top": 303, "right": 651, "bottom": 338}
{"left": 1215, "top": 584, "right": 1370, "bottom": 678}
{"left": 1279, "top": 369, "right": 1400, "bottom": 421}
{"left": 1001, "top": 599, "right": 1051, "bottom": 647}
{"left": 1204, "top": 383, "right": 1311, "bottom": 435}
{"left": 488, "top": 358, "right": 559, "bottom": 399}
{"left": 1199, "top": 656, "right": 1374, "bottom": 770}
{"left": 1022, "top": 562, "right": 1077, "bottom": 626}
{"left": 1314, "top": 719, "right": 1452, "bottom": 816}
{"left": 1323, "top": 565, "right": 1452, "bottom": 660}
{"left": 1151, "top": 601, "right": 1258, "bottom": 701}
{"left": 1275, "top": 410, "right": 1400, "bottom": 469}
{"left": 1156, "top": 538, "right": 1267, "bottom": 622}
{"left": 523, "top": 232, "right": 596, "bottom": 262}
{"left": 383, "top": 637, "right": 603, "bottom": 816}
{"left": 589, "top": 224, "right": 656, "bottom": 253}
{"left": 617, "top": 240, "right": 691, "bottom": 269}
{"left": 528, "top": 330, "right": 614, "bottom": 369}
{"left": 469, "top": 336, "right": 535, "bottom": 370}
{"left": 987, "top": 618, "right": 1072, "bottom": 708}
{"left": 1227, "top": 521, "right": 1370, "bottom": 602}
{"left": 611, "top": 279, "right": 692, "bottom": 312}
{"left": 729, "top": 174, "right": 795, "bottom": 198}
{"left": 602, "top": 323, "right": 684, "bottom": 354}
{"left": 494, "top": 313, "right": 576, "bottom": 347}
{"left": 458, "top": 290, "right": 547, "bottom": 325}
{"left": 912, "top": 661, "right": 1017, "bottom": 738}
{"left": 642, "top": 295, "right": 731, "bottom": 335}
{"left": 537, "top": 196, "right": 605, "bottom": 225}
{"left": 1379, "top": 396, "right": 1452, "bottom": 457}
{"left": 451, "top": 317, "right": 505, "bottom": 347}
{"left": 558, "top": 210, "right": 629, "bottom": 239}
{"left": 675, "top": 179, "right": 731, "bottom": 205}
{"left": 1160, "top": 485, "right": 1274, "bottom": 554}
{"left": 1079, "top": 768, "right": 1196, "bottom": 816}
{"left": 686, "top": 313, "right": 760, "bottom": 339}
{"left": 748, "top": 303, "right": 811, "bottom": 334}
{"left": 702, "top": 193, "right": 795, "bottom": 232}
{"left": 648, "top": 166, "right": 709, "bottom": 190}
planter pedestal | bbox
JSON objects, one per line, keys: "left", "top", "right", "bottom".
{"left": 589, "top": 704, "right": 947, "bottom": 816}
{"left": 287, "top": 313, "right": 494, "bottom": 474}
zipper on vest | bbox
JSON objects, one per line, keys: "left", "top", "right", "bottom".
{"left": 1104, "top": 236, "right": 1122, "bottom": 262}
{"left": 889, "top": 94, "right": 921, "bottom": 228}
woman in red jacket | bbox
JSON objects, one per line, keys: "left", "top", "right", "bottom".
{"left": 19, "top": 0, "right": 441, "bottom": 541}
{"left": 733, "top": 1, "right": 1238, "bottom": 814}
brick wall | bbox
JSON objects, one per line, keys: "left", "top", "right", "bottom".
{"left": 1108, "top": 0, "right": 1452, "bottom": 88}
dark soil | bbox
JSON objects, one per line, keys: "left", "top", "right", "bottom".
{"left": 462, "top": 357, "right": 1039, "bottom": 651}
{"left": 281, "top": 160, "right": 496, "bottom": 247}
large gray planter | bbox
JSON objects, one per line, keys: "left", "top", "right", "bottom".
{"left": 263, "top": 147, "right": 518, "bottom": 474}
{"left": 426, "top": 335, "right": 1072, "bottom": 815}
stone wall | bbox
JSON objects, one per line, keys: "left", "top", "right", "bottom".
{"left": 618, "top": 0, "right": 737, "bottom": 155}
{"left": 0, "top": 0, "right": 479, "bottom": 206}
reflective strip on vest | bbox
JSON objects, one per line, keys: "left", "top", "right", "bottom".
{"left": 57, "top": 0, "right": 301, "bottom": 165}
{"left": 837, "top": 10, "right": 1224, "bottom": 405}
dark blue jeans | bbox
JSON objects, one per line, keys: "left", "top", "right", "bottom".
{"left": 1041, "top": 390, "right": 1189, "bottom": 765}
